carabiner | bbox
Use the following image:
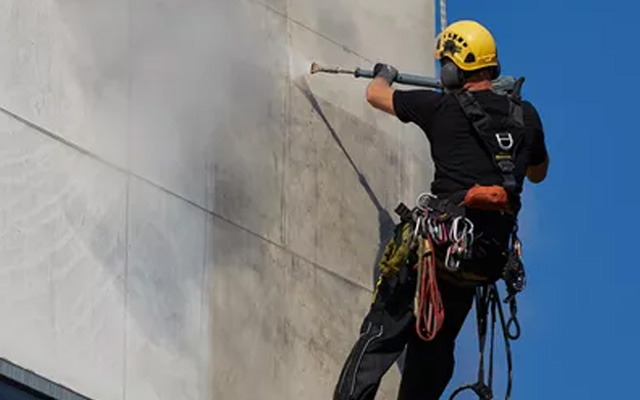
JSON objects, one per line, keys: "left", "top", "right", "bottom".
{"left": 445, "top": 245, "right": 461, "bottom": 271}
{"left": 413, "top": 216, "right": 422, "bottom": 241}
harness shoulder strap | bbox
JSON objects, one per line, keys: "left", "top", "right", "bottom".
{"left": 507, "top": 78, "right": 525, "bottom": 127}
{"left": 452, "top": 89, "right": 523, "bottom": 195}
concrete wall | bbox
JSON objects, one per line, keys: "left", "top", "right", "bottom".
{"left": 0, "top": 1, "right": 435, "bottom": 399}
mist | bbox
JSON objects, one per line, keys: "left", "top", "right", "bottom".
{"left": 0, "top": 1, "right": 434, "bottom": 399}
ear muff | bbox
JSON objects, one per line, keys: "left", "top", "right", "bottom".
{"left": 440, "top": 59, "right": 500, "bottom": 89}
{"left": 492, "top": 62, "right": 501, "bottom": 80}
{"left": 441, "top": 61, "right": 464, "bottom": 89}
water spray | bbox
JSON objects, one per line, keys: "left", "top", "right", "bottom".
{"left": 309, "top": 62, "right": 524, "bottom": 94}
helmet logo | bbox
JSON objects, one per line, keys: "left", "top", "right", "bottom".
{"left": 443, "top": 39, "right": 461, "bottom": 54}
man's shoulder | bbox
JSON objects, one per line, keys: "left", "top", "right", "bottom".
{"left": 521, "top": 99, "right": 538, "bottom": 112}
{"left": 395, "top": 89, "right": 444, "bottom": 101}
{"left": 520, "top": 99, "right": 543, "bottom": 123}
{"left": 393, "top": 89, "right": 445, "bottom": 124}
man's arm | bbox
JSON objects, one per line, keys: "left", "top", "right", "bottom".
{"left": 526, "top": 156, "right": 549, "bottom": 183}
{"left": 366, "top": 77, "right": 396, "bottom": 116}
{"left": 522, "top": 101, "right": 550, "bottom": 184}
{"left": 366, "top": 63, "right": 398, "bottom": 116}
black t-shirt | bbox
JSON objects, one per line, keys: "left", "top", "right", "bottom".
{"left": 393, "top": 89, "right": 548, "bottom": 195}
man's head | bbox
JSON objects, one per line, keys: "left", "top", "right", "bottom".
{"left": 435, "top": 20, "right": 500, "bottom": 89}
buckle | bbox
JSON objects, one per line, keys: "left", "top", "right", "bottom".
{"left": 497, "top": 160, "right": 515, "bottom": 173}
{"left": 394, "top": 202, "right": 413, "bottom": 222}
{"left": 495, "top": 132, "right": 514, "bottom": 151}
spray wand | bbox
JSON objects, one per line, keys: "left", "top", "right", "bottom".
{"left": 309, "top": 62, "right": 524, "bottom": 94}
{"left": 310, "top": 62, "right": 442, "bottom": 90}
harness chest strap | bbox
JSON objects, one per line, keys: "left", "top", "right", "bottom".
{"left": 452, "top": 90, "right": 524, "bottom": 195}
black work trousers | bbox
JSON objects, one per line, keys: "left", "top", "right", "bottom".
{"left": 333, "top": 266, "right": 475, "bottom": 400}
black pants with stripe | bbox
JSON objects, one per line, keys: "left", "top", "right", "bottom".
{"left": 333, "top": 267, "right": 475, "bottom": 400}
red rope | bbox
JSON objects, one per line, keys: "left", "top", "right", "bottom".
{"left": 415, "top": 233, "right": 445, "bottom": 341}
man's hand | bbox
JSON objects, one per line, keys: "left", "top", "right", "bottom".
{"left": 373, "top": 63, "right": 398, "bottom": 85}
{"left": 526, "top": 156, "right": 549, "bottom": 183}
{"left": 366, "top": 63, "right": 398, "bottom": 115}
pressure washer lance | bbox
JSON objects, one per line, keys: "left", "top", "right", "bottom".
{"left": 310, "top": 62, "right": 443, "bottom": 89}
{"left": 309, "top": 62, "right": 524, "bottom": 94}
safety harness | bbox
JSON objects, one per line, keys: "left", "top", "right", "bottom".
{"left": 448, "top": 78, "right": 528, "bottom": 400}
{"left": 376, "top": 77, "right": 529, "bottom": 400}
{"left": 454, "top": 78, "right": 526, "bottom": 210}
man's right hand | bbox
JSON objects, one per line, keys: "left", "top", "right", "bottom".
{"left": 526, "top": 156, "right": 549, "bottom": 183}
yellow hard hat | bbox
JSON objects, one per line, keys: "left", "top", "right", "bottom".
{"left": 434, "top": 20, "right": 499, "bottom": 72}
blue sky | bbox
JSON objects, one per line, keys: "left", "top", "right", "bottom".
{"left": 440, "top": 1, "right": 640, "bottom": 398}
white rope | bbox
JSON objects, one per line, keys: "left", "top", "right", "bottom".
{"left": 440, "top": 0, "right": 447, "bottom": 31}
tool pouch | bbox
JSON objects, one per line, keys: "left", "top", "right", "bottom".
{"left": 378, "top": 222, "right": 413, "bottom": 278}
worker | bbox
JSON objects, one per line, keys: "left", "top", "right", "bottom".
{"left": 332, "top": 20, "right": 549, "bottom": 400}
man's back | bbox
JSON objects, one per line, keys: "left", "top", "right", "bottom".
{"left": 393, "top": 89, "right": 548, "bottom": 197}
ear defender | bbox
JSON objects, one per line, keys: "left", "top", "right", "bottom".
{"left": 440, "top": 62, "right": 465, "bottom": 89}
{"left": 492, "top": 63, "right": 501, "bottom": 80}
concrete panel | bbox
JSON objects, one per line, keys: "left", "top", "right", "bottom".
{"left": 253, "top": 0, "right": 288, "bottom": 15}
{"left": 206, "top": 1, "right": 289, "bottom": 244}
{"left": 286, "top": 84, "right": 402, "bottom": 288}
{"left": 283, "top": 256, "right": 402, "bottom": 400}
{"left": 0, "top": 1, "right": 436, "bottom": 399}
{"left": 0, "top": 112, "right": 127, "bottom": 400}
{"left": 129, "top": 0, "right": 232, "bottom": 208}
{"left": 126, "top": 178, "right": 208, "bottom": 400}
{"left": 286, "top": 22, "right": 408, "bottom": 288}
{"left": 0, "top": 1, "right": 131, "bottom": 167}
{"left": 130, "top": 0, "right": 288, "bottom": 241}
{"left": 289, "top": 21, "right": 401, "bottom": 136}
{"left": 209, "top": 217, "right": 290, "bottom": 400}
{"left": 289, "top": 0, "right": 435, "bottom": 72}
{"left": 208, "top": 216, "right": 400, "bottom": 400}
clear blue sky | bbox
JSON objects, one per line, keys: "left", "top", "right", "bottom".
{"left": 440, "top": 1, "right": 640, "bottom": 398}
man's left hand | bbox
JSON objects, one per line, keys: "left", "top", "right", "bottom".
{"left": 373, "top": 63, "right": 399, "bottom": 85}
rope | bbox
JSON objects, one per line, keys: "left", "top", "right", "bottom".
{"left": 440, "top": 0, "right": 448, "bottom": 31}
{"left": 449, "top": 284, "right": 519, "bottom": 400}
{"left": 412, "top": 195, "right": 473, "bottom": 342}
{"left": 415, "top": 234, "right": 445, "bottom": 341}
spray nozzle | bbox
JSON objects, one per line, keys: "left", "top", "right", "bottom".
{"left": 309, "top": 62, "right": 356, "bottom": 75}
